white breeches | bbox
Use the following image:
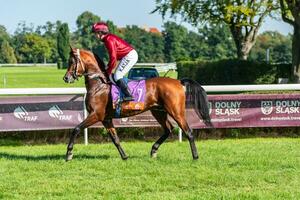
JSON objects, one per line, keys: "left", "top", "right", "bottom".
{"left": 114, "top": 49, "right": 138, "bottom": 81}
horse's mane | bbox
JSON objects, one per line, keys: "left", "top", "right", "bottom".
{"left": 80, "top": 49, "right": 108, "bottom": 79}
{"left": 92, "top": 52, "right": 107, "bottom": 73}
{"left": 92, "top": 52, "right": 109, "bottom": 81}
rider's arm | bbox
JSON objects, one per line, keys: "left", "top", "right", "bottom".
{"left": 105, "top": 40, "right": 117, "bottom": 75}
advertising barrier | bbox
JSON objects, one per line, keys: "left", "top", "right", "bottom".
{"left": 194, "top": 94, "right": 300, "bottom": 128}
{"left": 1, "top": 93, "right": 300, "bottom": 132}
{"left": 0, "top": 95, "right": 84, "bottom": 131}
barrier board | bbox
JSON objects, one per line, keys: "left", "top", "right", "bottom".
{"left": 1, "top": 94, "right": 300, "bottom": 131}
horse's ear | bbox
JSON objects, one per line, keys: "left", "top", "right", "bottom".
{"left": 69, "top": 45, "right": 74, "bottom": 52}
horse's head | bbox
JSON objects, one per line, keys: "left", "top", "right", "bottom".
{"left": 63, "top": 46, "right": 109, "bottom": 84}
{"left": 63, "top": 47, "right": 86, "bottom": 83}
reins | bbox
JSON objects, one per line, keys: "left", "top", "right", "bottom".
{"left": 73, "top": 49, "right": 85, "bottom": 78}
{"left": 73, "top": 49, "right": 110, "bottom": 85}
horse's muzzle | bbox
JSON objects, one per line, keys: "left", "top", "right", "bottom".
{"left": 63, "top": 74, "right": 75, "bottom": 83}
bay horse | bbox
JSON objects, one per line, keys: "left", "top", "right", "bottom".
{"left": 63, "top": 48, "right": 212, "bottom": 161}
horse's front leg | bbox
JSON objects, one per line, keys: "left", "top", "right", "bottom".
{"left": 102, "top": 119, "right": 128, "bottom": 160}
{"left": 66, "top": 112, "right": 98, "bottom": 161}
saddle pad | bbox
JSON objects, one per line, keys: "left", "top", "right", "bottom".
{"left": 111, "top": 80, "right": 146, "bottom": 110}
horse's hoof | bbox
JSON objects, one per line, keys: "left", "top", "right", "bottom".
{"left": 122, "top": 156, "right": 128, "bottom": 160}
{"left": 151, "top": 152, "right": 157, "bottom": 158}
{"left": 65, "top": 153, "right": 73, "bottom": 162}
{"left": 193, "top": 156, "right": 199, "bottom": 160}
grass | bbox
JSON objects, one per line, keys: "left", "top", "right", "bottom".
{"left": 0, "top": 66, "right": 178, "bottom": 88}
{"left": 0, "top": 66, "right": 84, "bottom": 88}
{"left": 159, "top": 71, "right": 178, "bottom": 79}
{"left": 0, "top": 138, "right": 300, "bottom": 199}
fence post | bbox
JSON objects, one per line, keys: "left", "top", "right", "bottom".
{"left": 83, "top": 94, "right": 88, "bottom": 145}
{"left": 179, "top": 128, "right": 182, "bottom": 142}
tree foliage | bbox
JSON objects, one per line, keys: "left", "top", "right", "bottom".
{"left": 0, "top": 25, "right": 10, "bottom": 44}
{"left": 75, "top": 11, "right": 100, "bottom": 49}
{"left": 57, "top": 23, "right": 70, "bottom": 68}
{"left": 0, "top": 10, "right": 292, "bottom": 70}
{"left": 0, "top": 25, "right": 16, "bottom": 63}
{"left": 163, "top": 22, "right": 189, "bottom": 62}
{"left": 0, "top": 40, "right": 17, "bottom": 63}
{"left": 17, "top": 33, "right": 51, "bottom": 63}
{"left": 249, "top": 31, "right": 292, "bottom": 64}
{"left": 197, "top": 24, "right": 236, "bottom": 60}
{"left": 153, "top": 0, "right": 278, "bottom": 60}
{"left": 123, "top": 25, "right": 165, "bottom": 62}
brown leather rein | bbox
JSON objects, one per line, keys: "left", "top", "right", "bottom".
{"left": 72, "top": 49, "right": 110, "bottom": 85}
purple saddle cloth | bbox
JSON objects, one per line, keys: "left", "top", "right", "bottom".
{"left": 111, "top": 80, "right": 146, "bottom": 106}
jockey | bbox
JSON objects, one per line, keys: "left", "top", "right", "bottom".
{"left": 92, "top": 22, "right": 138, "bottom": 101}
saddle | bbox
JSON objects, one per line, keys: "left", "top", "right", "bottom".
{"left": 111, "top": 79, "right": 146, "bottom": 116}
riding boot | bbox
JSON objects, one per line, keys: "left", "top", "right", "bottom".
{"left": 116, "top": 79, "right": 134, "bottom": 101}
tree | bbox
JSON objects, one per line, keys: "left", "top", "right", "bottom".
{"left": 197, "top": 24, "right": 236, "bottom": 60}
{"left": 18, "top": 33, "right": 51, "bottom": 63}
{"left": 36, "top": 21, "right": 58, "bottom": 38}
{"left": 153, "top": 0, "right": 278, "bottom": 60}
{"left": 0, "top": 25, "right": 10, "bottom": 44}
{"left": 14, "top": 21, "right": 34, "bottom": 35}
{"left": 0, "top": 40, "right": 17, "bottom": 63}
{"left": 57, "top": 23, "right": 70, "bottom": 68}
{"left": 163, "top": 22, "right": 189, "bottom": 62}
{"left": 149, "top": 31, "right": 165, "bottom": 62}
{"left": 75, "top": 11, "right": 100, "bottom": 49}
{"left": 35, "top": 21, "right": 61, "bottom": 63}
{"left": 249, "top": 31, "right": 292, "bottom": 63}
{"left": 12, "top": 22, "right": 35, "bottom": 62}
{"left": 279, "top": 0, "right": 300, "bottom": 81}
{"left": 0, "top": 25, "right": 14, "bottom": 63}
{"left": 123, "top": 25, "right": 165, "bottom": 62}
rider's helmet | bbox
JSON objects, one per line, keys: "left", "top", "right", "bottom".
{"left": 92, "top": 22, "right": 109, "bottom": 34}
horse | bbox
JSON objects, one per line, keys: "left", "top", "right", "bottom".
{"left": 63, "top": 47, "right": 212, "bottom": 161}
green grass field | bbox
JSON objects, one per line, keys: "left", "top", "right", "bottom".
{"left": 0, "top": 66, "right": 85, "bottom": 88}
{"left": 0, "top": 66, "right": 177, "bottom": 88}
{"left": 1, "top": 138, "right": 300, "bottom": 200}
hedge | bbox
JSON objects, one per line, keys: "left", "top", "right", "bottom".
{"left": 177, "top": 59, "right": 292, "bottom": 85}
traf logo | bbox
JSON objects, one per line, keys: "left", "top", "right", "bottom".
{"left": 14, "top": 106, "right": 38, "bottom": 121}
{"left": 261, "top": 101, "right": 273, "bottom": 115}
{"left": 49, "top": 105, "right": 72, "bottom": 121}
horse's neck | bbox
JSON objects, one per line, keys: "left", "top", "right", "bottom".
{"left": 84, "top": 68, "right": 109, "bottom": 91}
{"left": 81, "top": 51, "right": 109, "bottom": 90}
{"left": 85, "top": 62, "right": 107, "bottom": 80}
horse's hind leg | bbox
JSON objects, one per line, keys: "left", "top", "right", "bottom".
{"left": 150, "top": 110, "right": 174, "bottom": 158}
{"left": 173, "top": 115, "right": 198, "bottom": 160}
{"left": 66, "top": 112, "right": 98, "bottom": 161}
{"left": 102, "top": 119, "right": 128, "bottom": 160}
{"left": 162, "top": 94, "right": 199, "bottom": 160}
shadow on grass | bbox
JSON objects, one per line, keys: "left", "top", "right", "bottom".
{"left": 0, "top": 153, "right": 110, "bottom": 161}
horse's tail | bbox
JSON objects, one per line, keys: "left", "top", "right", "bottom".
{"left": 180, "top": 78, "right": 213, "bottom": 128}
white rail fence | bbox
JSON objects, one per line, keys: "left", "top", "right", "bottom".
{"left": 0, "top": 63, "right": 177, "bottom": 72}
{"left": 1, "top": 84, "right": 300, "bottom": 95}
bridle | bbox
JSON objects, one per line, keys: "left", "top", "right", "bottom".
{"left": 70, "top": 48, "right": 110, "bottom": 84}
{"left": 71, "top": 49, "right": 85, "bottom": 80}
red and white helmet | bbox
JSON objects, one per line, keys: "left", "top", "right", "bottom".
{"left": 92, "top": 22, "right": 109, "bottom": 33}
